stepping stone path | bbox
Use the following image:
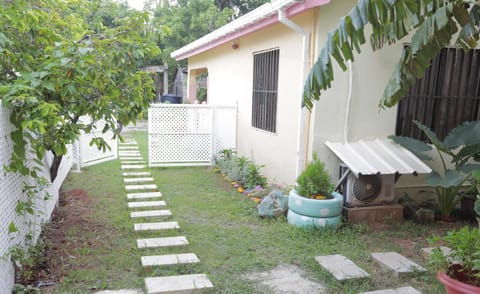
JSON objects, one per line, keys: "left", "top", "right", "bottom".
{"left": 315, "top": 254, "right": 369, "bottom": 280}
{"left": 119, "top": 138, "right": 213, "bottom": 293}
{"left": 371, "top": 252, "right": 426, "bottom": 276}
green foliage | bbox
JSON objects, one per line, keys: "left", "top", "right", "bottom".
{"left": 303, "top": 0, "right": 480, "bottom": 110}
{"left": 296, "top": 154, "right": 334, "bottom": 198}
{"left": 196, "top": 88, "right": 207, "bottom": 103}
{"left": 216, "top": 149, "right": 267, "bottom": 189}
{"left": 390, "top": 120, "right": 480, "bottom": 217}
{"left": 429, "top": 226, "right": 480, "bottom": 285}
{"left": 6, "top": 241, "right": 48, "bottom": 289}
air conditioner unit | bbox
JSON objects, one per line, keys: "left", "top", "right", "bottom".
{"left": 339, "top": 165, "right": 395, "bottom": 207}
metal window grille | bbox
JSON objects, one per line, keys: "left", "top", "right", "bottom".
{"left": 396, "top": 47, "right": 480, "bottom": 140}
{"left": 252, "top": 49, "right": 279, "bottom": 133}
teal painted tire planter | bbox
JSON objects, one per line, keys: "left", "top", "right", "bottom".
{"left": 288, "top": 190, "right": 343, "bottom": 218}
{"left": 287, "top": 209, "right": 342, "bottom": 229}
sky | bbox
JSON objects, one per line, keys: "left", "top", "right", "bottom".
{"left": 126, "top": 0, "right": 145, "bottom": 10}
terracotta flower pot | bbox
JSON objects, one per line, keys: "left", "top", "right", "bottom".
{"left": 437, "top": 265, "right": 480, "bottom": 294}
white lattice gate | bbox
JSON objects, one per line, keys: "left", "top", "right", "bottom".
{"left": 148, "top": 104, "right": 236, "bottom": 166}
{"left": 73, "top": 117, "right": 118, "bottom": 169}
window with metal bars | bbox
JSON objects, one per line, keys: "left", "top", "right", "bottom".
{"left": 251, "top": 49, "right": 279, "bottom": 133}
{"left": 396, "top": 47, "right": 480, "bottom": 141}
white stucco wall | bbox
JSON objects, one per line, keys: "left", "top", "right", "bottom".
{"left": 189, "top": 11, "right": 316, "bottom": 184}
{"left": 310, "top": 1, "right": 403, "bottom": 178}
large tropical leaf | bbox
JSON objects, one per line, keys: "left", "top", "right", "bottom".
{"left": 443, "top": 121, "right": 480, "bottom": 149}
{"left": 427, "top": 170, "right": 467, "bottom": 188}
{"left": 302, "top": 0, "right": 477, "bottom": 110}
{"left": 389, "top": 134, "right": 432, "bottom": 161}
{"left": 413, "top": 120, "right": 449, "bottom": 153}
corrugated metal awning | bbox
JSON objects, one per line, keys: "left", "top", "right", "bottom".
{"left": 325, "top": 139, "right": 432, "bottom": 177}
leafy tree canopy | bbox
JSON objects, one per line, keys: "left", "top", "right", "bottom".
{"left": 0, "top": 0, "right": 162, "bottom": 181}
{"left": 303, "top": 0, "right": 480, "bottom": 110}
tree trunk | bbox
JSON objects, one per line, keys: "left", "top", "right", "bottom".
{"left": 50, "top": 153, "right": 63, "bottom": 182}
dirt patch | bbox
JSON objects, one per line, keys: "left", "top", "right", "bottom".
{"left": 24, "top": 189, "right": 105, "bottom": 290}
{"left": 244, "top": 264, "right": 326, "bottom": 294}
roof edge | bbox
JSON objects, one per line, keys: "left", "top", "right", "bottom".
{"left": 171, "top": 0, "right": 330, "bottom": 61}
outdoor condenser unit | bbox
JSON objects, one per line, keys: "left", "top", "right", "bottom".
{"left": 339, "top": 165, "right": 396, "bottom": 207}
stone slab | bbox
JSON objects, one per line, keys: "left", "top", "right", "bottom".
{"left": 94, "top": 290, "right": 143, "bottom": 294}
{"left": 141, "top": 253, "right": 200, "bottom": 267}
{"left": 134, "top": 222, "right": 180, "bottom": 231}
{"left": 127, "top": 192, "right": 162, "bottom": 199}
{"left": 360, "top": 286, "right": 422, "bottom": 294}
{"left": 123, "top": 172, "right": 151, "bottom": 177}
{"left": 121, "top": 161, "right": 147, "bottom": 164}
{"left": 137, "top": 236, "right": 188, "bottom": 249}
{"left": 124, "top": 177, "right": 154, "bottom": 183}
{"left": 121, "top": 165, "right": 147, "bottom": 170}
{"left": 421, "top": 246, "right": 452, "bottom": 258}
{"left": 118, "top": 146, "right": 139, "bottom": 150}
{"left": 119, "top": 142, "right": 137, "bottom": 145}
{"left": 315, "top": 254, "right": 369, "bottom": 280}
{"left": 125, "top": 184, "right": 157, "bottom": 191}
{"left": 130, "top": 210, "right": 171, "bottom": 218}
{"left": 119, "top": 151, "right": 141, "bottom": 154}
{"left": 145, "top": 274, "right": 213, "bottom": 294}
{"left": 344, "top": 205, "right": 403, "bottom": 224}
{"left": 128, "top": 201, "right": 166, "bottom": 208}
{"left": 371, "top": 252, "right": 426, "bottom": 275}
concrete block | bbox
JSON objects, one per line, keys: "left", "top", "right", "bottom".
{"left": 137, "top": 236, "right": 188, "bottom": 249}
{"left": 360, "top": 286, "right": 422, "bottom": 294}
{"left": 128, "top": 201, "right": 166, "bottom": 208}
{"left": 124, "top": 177, "right": 154, "bottom": 183}
{"left": 141, "top": 253, "right": 200, "bottom": 267}
{"left": 130, "top": 210, "right": 171, "bottom": 218}
{"left": 371, "top": 252, "right": 426, "bottom": 276}
{"left": 344, "top": 205, "right": 403, "bottom": 224}
{"left": 121, "top": 165, "right": 147, "bottom": 170}
{"left": 145, "top": 274, "right": 213, "bottom": 294}
{"left": 123, "top": 172, "right": 151, "bottom": 177}
{"left": 127, "top": 192, "right": 162, "bottom": 199}
{"left": 134, "top": 222, "right": 180, "bottom": 231}
{"left": 315, "top": 254, "right": 369, "bottom": 280}
{"left": 125, "top": 184, "right": 157, "bottom": 191}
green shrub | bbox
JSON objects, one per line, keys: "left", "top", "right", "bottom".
{"left": 296, "top": 154, "right": 334, "bottom": 198}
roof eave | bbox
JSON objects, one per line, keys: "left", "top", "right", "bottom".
{"left": 171, "top": 0, "right": 330, "bottom": 61}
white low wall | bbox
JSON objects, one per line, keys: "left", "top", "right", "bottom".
{"left": 0, "top": 103, "right": 72, "bottom": 293}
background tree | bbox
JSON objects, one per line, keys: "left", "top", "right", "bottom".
{"left": 303, "top": 0, "right": 480, "bottom": 110}
{"left": 0, "top": 0, "right": 162, "bottom": 181}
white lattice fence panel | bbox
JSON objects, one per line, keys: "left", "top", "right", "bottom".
{"left": 148, "top": 104, "right": 236, "bottom": 167}
{"left": 0, "top": 103, "right": 72, "bottom": 292}
{"left": 149, "top": 105, "right": 213, "bottom": 166}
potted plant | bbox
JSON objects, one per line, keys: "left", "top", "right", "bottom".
{"left": 429, "top": 226, "right": 480, "bottom": 293}
{"left": 287, "top": 154, "right": 343, "bottom": 229}
{"left": 390, "top": 120, "right": 480, "bottom": 220}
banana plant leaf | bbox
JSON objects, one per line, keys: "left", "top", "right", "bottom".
{"left": 443, "top": 121, "right": 480, "bottom": 149}
{"left": 426, "top": 170, "right": 467, "bottom": 188}
{"left": 388, "top": 134, "right": 432, "bottom": 161}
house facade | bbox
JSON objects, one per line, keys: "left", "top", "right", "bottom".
{"left": 171, "top": 0, "right": 478, "bottom": 199}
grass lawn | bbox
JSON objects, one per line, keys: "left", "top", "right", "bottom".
{"left": 46, "top": 130, "right": 467, "bottom": 293}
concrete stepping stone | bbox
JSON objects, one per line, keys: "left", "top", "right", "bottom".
{"left": 125, "top": 184, "right": 157, "bottom": 191}
{"left": 134, "top": 222, "right": 180, "bottom": 231}
{"left": 421, "top": 246, "right": 452, "bottom": 258}
{"left": 121, "top": 165, "right": 147, "bottom": 170}
{"left": 371, "top": 252, "right": 426, "bottom": 275}
{"left": 315, "top": 254, "right": 369, "bottom": 280}
{"left": 123, "top": 172, "right": 151, "bottom": 177}
{"left": 130, "top": 210, "right": 171, "bottom": 218}
{"left": 128, "top": 201, "right": 166, "bottom": 208}
{"left": 119, "top": 142, "right": 137, "bottom": 145}
{"left": 144, "top": 274, "right": 213, "bottom": 294}
{"left": 118, "top": 146, "right": 139, "bottom": 150}
{"left": 119, "top": 150, "right": 141, "bottom": 154}
{"left": 121, "top": 160, "right": 147, "bottom": 164}
{"left": 127, "top": 192, "right": 162, "bottom": 199}
{"left": 94, "top": 290, "right": 143, "bottom": 294}
{"left": 141, "top": 253, "right": 200, "bottom": 267}
{"left": 137, "top": 236, "right": 188, "bottom": 249}
{"left": 124, "top": 177, "right": 154, "bottom": 183}
{"left": 120, "top": 157, "right": 144, "bottom": 161}
{"left": 360, "top": 286, "right": 422, "bottom": 294}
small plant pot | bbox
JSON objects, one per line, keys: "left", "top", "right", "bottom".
{"left": 287, "top": 209, "right": 341, "bottom": 229}
{"left": 288, "top": 189, "right": 343, "bottom": 218}
{"left": 437, "top": 265, "right": 480, "bottom": 294}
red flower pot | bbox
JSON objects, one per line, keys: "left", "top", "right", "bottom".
{"left": 437, "top": 265, "right": 480, "bottom": 294}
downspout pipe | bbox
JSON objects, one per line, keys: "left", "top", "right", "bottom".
{"left": 278, "top": 9, "right": 311, "bottom": 179}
